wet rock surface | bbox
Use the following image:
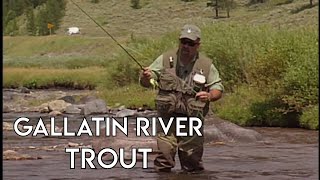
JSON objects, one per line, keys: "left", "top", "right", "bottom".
{"left": 3, "top": 150, "right": 42, "bottom": 160}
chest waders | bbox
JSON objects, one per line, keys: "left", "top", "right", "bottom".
{"left": 153, "top": 49, "right": 212, "bottom": 172}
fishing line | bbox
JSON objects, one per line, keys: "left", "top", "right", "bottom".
{"left": 70, "top": 0, "right": 144, "bottom": 70}
{"left": 69, "top": 0, "right": 208, "bottom": 97}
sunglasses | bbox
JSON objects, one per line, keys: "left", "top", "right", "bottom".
{"left": 180, "top": 39, "right": 198, "bottom": 47}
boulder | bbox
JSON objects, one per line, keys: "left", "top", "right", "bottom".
{"left": 59, "top": 95, "right": 76, "bottom": 104}
{"left": 204, "top": 115, "right": 264, "bottom": 143}
{"left": 78, "top": 95, "right": 98, "bottom": 104}
{"left": 48, "top": 100, "right": 71, "bottom": 112}
{"left": 38, "top": 103, "right": 50, "bottom": 113}
{"left": 64, "top": 105, "right": 82, "bottom": 114}
{"left": 80, "top": 99, "right": 108, "bottom": 115}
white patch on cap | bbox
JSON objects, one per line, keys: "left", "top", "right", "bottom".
{"left": 187, "top": 28, "right": 192, "bottom": 33}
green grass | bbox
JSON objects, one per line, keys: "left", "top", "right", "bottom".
{"left": 3, "top": 0, "right": 319, "bottom": 129}
{"left": 3, "top": 36, "right": 119, "bottom": 57}
{"left": 97, "top": 84, "right": 157, "bottom": 109}
{"left": 3, "top": 67, "right": 107, "bottom": 89}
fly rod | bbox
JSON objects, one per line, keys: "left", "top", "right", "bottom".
{"left": 70, "top": 0, "right": 144, "bottom": 70}
{"left": 69, "top": 0, "right": 201, "bottom": 92}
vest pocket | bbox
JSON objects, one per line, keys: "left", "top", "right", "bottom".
{"left": 158, "top": 71, "right": 178, "bottom": 91}
{"left": 155, "top": 94, "right": 176, "bottom": 115}
{"left": 187, "top": 98, "right": 206, "bottom": 117}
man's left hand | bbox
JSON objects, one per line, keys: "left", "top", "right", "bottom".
{"left": 195, "top": 91, "right": 211, "bottom": 102}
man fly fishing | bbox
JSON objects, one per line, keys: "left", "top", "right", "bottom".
{"left": 139, "top": 24, "right": 224, "bottom": 173}
{"left": 71, "top": 0, "right": 224, "bottom": 173}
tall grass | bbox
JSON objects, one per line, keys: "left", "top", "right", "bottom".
{"left": 3, "top": 67, "right": 107, "bottom": 89}
{"left": 4, "top": 36, "right": 117, "bottom": 56}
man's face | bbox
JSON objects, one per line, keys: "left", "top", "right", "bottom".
{"left": 179, "top": 38, "right": 200, "bottom": 58}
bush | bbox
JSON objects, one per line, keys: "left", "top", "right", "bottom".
{"left": 131, "top": 0, "right": 141, "bottom": 9}
{"left": 110, "top": 58, "right": 140, "bottom": 87}
{"left": 213, "top": 85, "right": 301, "bottom": 127}
{"left": 213, "top": 86, "right": 266, "bottom": 126}
{"left": 299, "top": 105, "right": 319, "bottom": 130}
{"left": 91, "top": 0, "right": 100, "bottom": 3}
{"left": 281, "top": 47, "right": 319, "bottom": 113}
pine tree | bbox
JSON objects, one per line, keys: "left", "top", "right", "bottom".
{"left": 3, "top": 0, "right": 9, "bottom": 22}
{"left": 35, "top": 8, "right": 49, "bottom": 35}
{"left": 5, "top": 19, "right": 18, "bottom": 36}
{"left": 45, "top": 0, "right": 66, "bottom": 34}
{"left": 4, "top": 10, "right": 17, "bottom": 26}
{"left": 26, "top": 7, "right": 36, "bottom": 35}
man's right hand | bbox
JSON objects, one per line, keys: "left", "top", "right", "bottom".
{"left": 139, "top": 67, "right": 153, "bottom": 88}
{"left": 142, "top": 67, "right": 152, "bottom": 79}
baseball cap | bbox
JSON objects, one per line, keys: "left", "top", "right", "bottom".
{"left": 179, "top": 24, "right": 201, "bottom": 41}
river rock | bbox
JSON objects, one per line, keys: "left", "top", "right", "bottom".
{"left": 204, "top": 115, "right": 264, "bottom": 143}
{"left": 49, "top": 110, "right": 63, "bottom": 116}
{"left": 115, "top": 109, "right": 136, "bottom": 117}
{"left": 3, "top": 122, "right": 23, "bottom": 131}
{"left": 118, "top": 105, "right": 126, "bottom": 111}
{"left": 59, "top": 95, "right": 76, "bottom": 104}
{"left": 38, "top": 103, "right": 50, "bottom": 113}
{"left": 64, "top": 105, "right": 82, "bottom": 114}
{"left": 68, "top": 142, "right": 81, "bottom": 147}
{"left": 80, "top": 99, "right": 108, "bottom": 115}
{"left": 45, "top": 124, "right": 63, "bottom": 135}
{"left": 3, "top": 93, "right": 13, "bottom": 101}
{"left": 3, "top": 105, "right": 12, "bottom": 113}
{"left": 20, "top": 87, "right": 31, "bottom": 93}
{"left": 78, "top": 95, "right": 98, "bottom": 104}
{"left": 48, "top": 100, "right": 71, "bottom": 112}
{"left": 3, "top": 150, "right": 42, "bottom": 160}
{"left": 135, "top": 110, "right": 157, "bottom": 117}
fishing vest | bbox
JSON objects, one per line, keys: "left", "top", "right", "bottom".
{"left": 155, "top": 48, "right": 212, "bottom": 118}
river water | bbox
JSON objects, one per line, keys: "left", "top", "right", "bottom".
{"left": 3, "top": 113, "right": 318, "bottom": 180}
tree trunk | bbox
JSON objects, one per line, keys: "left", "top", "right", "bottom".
{"left": 215, "top": 0, "right": 219, "bottom": 18}
{"left": 227, "top": 7, "right": 230, "bottom": 18}
{"left": 310, "top": 0, "right": 313, "bottom": 6}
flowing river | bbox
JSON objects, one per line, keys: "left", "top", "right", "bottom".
{"left": 3, "top": 112, "right": 318, "bottom": 180}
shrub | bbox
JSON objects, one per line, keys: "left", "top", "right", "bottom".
{"left": 131, "top": 0, "right": 141, "bottom": 9}
{"left": 91, "top": 0, "right": 100, "bottom": 3}
{"left": 281, "top": 53, "right": 319, "bottom": 113}
{"left": 299, "top": 105, "right": 319, "bottom": 130}
{"left": 213, "top": 86, "right": 266, "bottom": 126}
{"left": 110, "top": 59, "right": 140, "bottom": 87}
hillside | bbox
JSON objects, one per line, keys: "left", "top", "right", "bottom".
{"left": 56, "top": 0, "right": 318, "bottom": 38}
{"left": 4, "top": 0, "right": 318, "bottom": 59}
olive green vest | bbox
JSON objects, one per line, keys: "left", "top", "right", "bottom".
{"left": 155, "top": 48, "right": 211, "bottom": 118}
{"left": 162, "top": 48, "right": 212, "bottom": 80}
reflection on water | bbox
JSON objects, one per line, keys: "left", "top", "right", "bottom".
{"left": 3, "top": 113, "right": 319, "bottom": 180}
